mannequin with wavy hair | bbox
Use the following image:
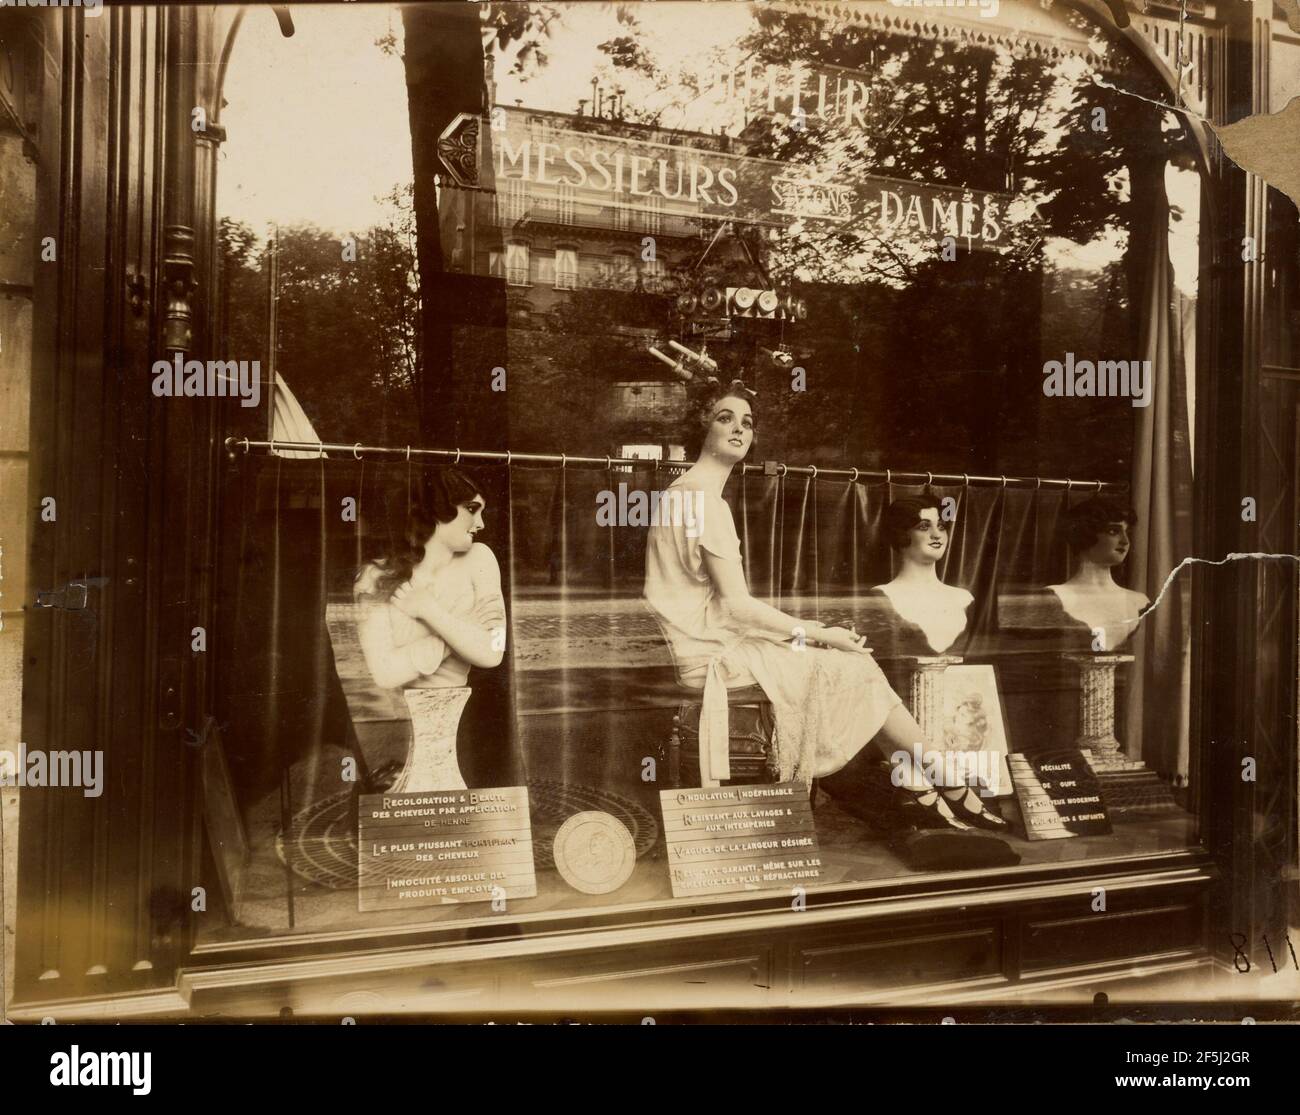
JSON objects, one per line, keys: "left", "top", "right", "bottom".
{"left": 872, "top": 493, "right": 974, "bottom": 656}
{"left": 354, "top": 467, "right": 506, "bottom": 792}
{"left": 643, "top": 377, "right": 1003, "bottom": 831}
{"left": 1047, "top": 497, "right": 1149, "bottom": 649}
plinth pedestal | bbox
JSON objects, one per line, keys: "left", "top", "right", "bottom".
{"left": 905, "top": 655, "right": 964, "bottom": 745}
{"left": 391, "top": 687, "right": 472, "bottom": 793}
{"left": 1064, "top": 653, "right": 1142, "bottom": 772}
{"left": 1064, "top": 653, "right": 1178, "bottom": 814}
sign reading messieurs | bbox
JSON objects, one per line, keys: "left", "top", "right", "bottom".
{"left": 659, "top": 782, "right": 823, "bottom": 898}
{"left": 357, "top": 786, "right": 537, "bottom": 912}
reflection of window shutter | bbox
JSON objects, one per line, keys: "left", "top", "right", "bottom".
{"left": 556, "top": 181, "right": 576, "bottom": 224}
{"left": 506, "top": 241, "right": 530, "bottom": 286}
{"left": 498, "top": 178, "right": 528, "bottom": 224}
{"left": 645, "top": 195, "right": 664, "bottom": 236}
{"left": 613, "top": 198, "right": 631, "bottom": 231}
{"left": 555, "top": 247, "right": 578, "bottom": 289}
{"left": 643, "top": 256, "right": 663, "bottom": 293}
{"left": 488, "top": 247, "right": 504, "bottom": 278}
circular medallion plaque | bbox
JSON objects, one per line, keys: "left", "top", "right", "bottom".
{"left": 552, "top": 812, "right": 637, "bottom": 895}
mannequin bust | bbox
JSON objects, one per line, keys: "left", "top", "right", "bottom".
{"left": 1047, "top": 498, "right": 1149, "bottom": 650}
{"left": 872, "top": 495, "right": 973, "bottom": 655}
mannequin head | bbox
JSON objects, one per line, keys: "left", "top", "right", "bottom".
{"left": 425, "top": 467, "right": 486, "bottom": 554}
{"left": 370, "top": 467, "right": 485, "bottom": 596}
{"left": 681, "top": 379, "right": 757, "bottom": 464}
{"left": 1065, "top": 498, "right": 1136, "bottom": 567}
{"left": 885, "top": 494, "right": 949, "bottom": 566}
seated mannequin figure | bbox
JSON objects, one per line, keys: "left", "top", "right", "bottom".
{"left": 1047, "top": 498, "right": 1150, "bottom": 651}
{"left": 871, "top": 495, "right": 973, "bottom": 656}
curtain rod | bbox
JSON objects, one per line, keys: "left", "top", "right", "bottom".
{"left": 224, "top": 437, "right": 1122, "bottom": 492}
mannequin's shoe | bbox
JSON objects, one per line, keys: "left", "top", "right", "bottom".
{"left": 941, "top": 787, "right": 1011, "bottom": 832}
{"left": 897, "top": 787, "right": 971, "bottom": 831}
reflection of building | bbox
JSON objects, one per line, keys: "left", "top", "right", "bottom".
{"left": 439, "top": 80, "right": 766, "bottom": 455}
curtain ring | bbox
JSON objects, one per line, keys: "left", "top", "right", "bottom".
{"left": 268, "top": 436, "right": 276, "bottom": 455}
{"left": 352, "top": 442, "right": 362, "bottom": 460}
{"left": 777, "top": 463, "right": 788, "bottom": 478}
{"left": 604, "top": 455, "right": 611, "bottom": 470}
{"left": 241, "top": 437, "right": 250, "bottom": 455}
{"left": 849, "top": 468, "right": 859, "bottom": 483}
{"left": 405, "top": 445, "right": 411, "bottom": 462}
{"left": 962, "top": 473, "right": 969, "bottom": 487}
{"left": 506, "top": 451, "right": 512, "bottom": 466}
{"left": 808, "top": 465, "right": 818, "bottom": 480}
{"left": 926, "top": 472, "right": 933, "bottom": 486}
{"left": 560, "top": 453, "right": 567, "bottom": 470}
{"left": 885, "top": 469, "right": 891, "bottom": 484}
{"left": 317, "top": 441, "right": 325, "bottom": 460}
{"left": 1066, "top": 478, "right": 1074, "bottom": 492}
{"left": 1094, "top": 479, "right": 1103, "bottom": 492}
{"left": 454, "top": 448, "right": 462, "bottom": 465}
{"left": 1000, "top": 475, "right": 1008, "bottom": 489}
{"left": 1035, "top": 476, "right": 1042, "bottom": 491}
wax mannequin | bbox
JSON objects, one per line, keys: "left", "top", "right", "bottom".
{"left": 872, "top": 496, "right": 974, "bottom": 655}
{"left": 354, "top": 468, "right": 507, "bottom": 793}
{"left": 863, "top": 494, "right": 1008, "bottom": 832}
{"left": 1047, "top": 498, "right": 1149, "bottom": 651}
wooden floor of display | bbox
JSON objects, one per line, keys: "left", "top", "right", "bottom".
{"left": 202, "top": 733, "right": 1197, "bottom": 944}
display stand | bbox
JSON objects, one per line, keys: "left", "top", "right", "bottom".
{"left": 905, "top": 655, "right": 964, "bottom": 744}
{"left": 1065, "top": 653, "right": 1178, "bottom": 814}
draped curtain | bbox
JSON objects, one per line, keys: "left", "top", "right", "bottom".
{"left": 215, "top": 453, "right": 1183, "bottom": 920}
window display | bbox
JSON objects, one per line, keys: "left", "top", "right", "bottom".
{"left": 195, "top": 0, "right": 1214, "bottom": 943}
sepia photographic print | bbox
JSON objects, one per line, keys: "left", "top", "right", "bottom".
{"left": 1, "top": 0, "right": 1299, "bottom": 1047}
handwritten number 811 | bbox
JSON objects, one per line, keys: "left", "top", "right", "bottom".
{"left": 1229, "top": 931, "right": 1299, "bottom": 973}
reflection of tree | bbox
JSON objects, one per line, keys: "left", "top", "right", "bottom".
{"left": 402, "top": 3, "right": 1192, "bottom": 478}
{"left": 217, "top": 198, "right": 424, "bottom": 445}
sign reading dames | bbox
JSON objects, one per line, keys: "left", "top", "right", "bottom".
{"left": 466, "top": 106, "right": 1026, "bottom": 249}
{"left": 660, "top": 782, "right": 823, "bottom": 897}
{"left": 358, "top": 787, "right": 537, "bottom": 911}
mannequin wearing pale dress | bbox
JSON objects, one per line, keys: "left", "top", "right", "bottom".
{"left": 642, "top": 384, "right": 1006, "bottom": 831}
{"left": 354, "top": 478, "right": 506, "bottom": 793}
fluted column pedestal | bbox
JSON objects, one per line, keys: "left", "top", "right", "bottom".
{"left": 904, "top": 656, "right": 964, "bottom": 745}
{"left": 1065, "top": 653, "right": 1144, "bottom": 773}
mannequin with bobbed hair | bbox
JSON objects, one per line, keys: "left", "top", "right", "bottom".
{"left": 870, "top": 492, "right": 974, "bottom": 656}
{"left": 1047, "top": 497, "right": 1149, "bottom": 649}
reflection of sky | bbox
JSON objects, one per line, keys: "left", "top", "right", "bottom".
{"left": 218, "top": 1, "right": 1200, "bottom": 299}
{"left": 218, "top": 5, "right": 412, "bottom": 242}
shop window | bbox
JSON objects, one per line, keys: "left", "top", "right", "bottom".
{"left": 202, "top": 0, "right": 1213, "bottom": 948}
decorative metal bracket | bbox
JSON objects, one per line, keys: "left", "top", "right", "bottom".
{"left": 437, "top": 112, "right": 481, "bottom": 188}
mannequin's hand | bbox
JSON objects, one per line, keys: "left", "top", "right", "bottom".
{"left": 391, "top": 583, "right": 440, "bottom": 625}
{"left": 818, "top": 626, "right": 872, "bottom": 654}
